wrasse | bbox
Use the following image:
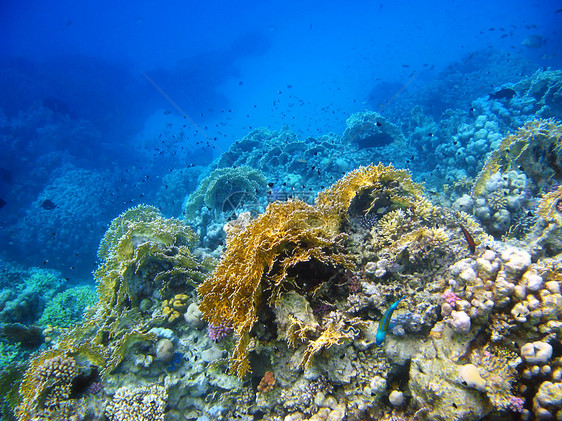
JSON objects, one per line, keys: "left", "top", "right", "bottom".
{"left": 376, "top": 296, "right": 405, "bottom": 346}
{"left": 459, "top": 223, "right": 476, "bottom": 254}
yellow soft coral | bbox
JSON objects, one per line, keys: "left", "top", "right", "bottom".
{"left": 198, "top": 164, "right": 424, "bottom": 378}
{"left": 198, "top": 199, "right": 353, "bottom": 378}
{"left": 473, "top": 119, "right": 562, "bottom": 196}
{"left": 538, "top": 186, "right": 562, "bottom": 224}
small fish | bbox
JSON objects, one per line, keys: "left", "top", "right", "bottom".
{"left": 0, "top": 198, "right": 5, "bottom": 209}
{"left": 459, "top": 223, "right": 476, "bottom": 254}
{"left": 376, "top": 296, "right": 405, "bottom": 346}
{"left": 489, "top": 88, "right": 516, "bottom": 100}
{"left": 521, "top": 35, "right": 545, "bottom": 49}
{"left": 41, "top": 199, "right": 56, "bottom": 210}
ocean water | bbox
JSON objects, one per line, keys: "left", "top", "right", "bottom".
{"left": 0, "top": 1, "right": 561, "bottom": 420}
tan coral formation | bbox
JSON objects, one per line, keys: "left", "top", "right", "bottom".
{"left": 105, "top": 384, "right": 167, "bottom": 421}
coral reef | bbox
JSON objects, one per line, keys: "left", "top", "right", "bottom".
{"left": 105, "top": 384, "right": 167, "bottom": 421}
{"left": 181, "top": 165, "right": 267, "bottom": 250}
{"left": 38, "top": 285, "right": 97, "bottom": 328}
{"left": 198, "top": 163, "right": 423, "bottom": 378}
{"left": 15, "top": 350, "right": 79, "bottom": 420}
{"left": 9, "top": 163, "right": 117, "bottom": 275}
{"left": 473, "top": 118, "right": 561, "bottom": 198}
{"left": 13, "top": 205, "right": 213, "bottom": 420}
{"left": 198, "top": 198, "right": 353, "bottom": 378}
{"left": 6, "top": 69, "right": 562, "bottom": 421}
{"left": 341, "top": 110, "right": 407, "bottom": 149}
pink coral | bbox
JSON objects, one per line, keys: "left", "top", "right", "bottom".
{"left": 441, "top": 291, "right": 460, "bottom": 306}
{"left": 508, "top": 396, "right": 525, "bottom": 413}
{"left": 208, "top": 322, "right": 233, "bottom": 342}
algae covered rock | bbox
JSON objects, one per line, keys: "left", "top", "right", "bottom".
{"left": 409, "top": 324, "right": 493, "bottom": 421}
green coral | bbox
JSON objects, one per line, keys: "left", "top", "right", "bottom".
{"left": 38, "top": 286, "right": 97, "bottom": 328}
{"left": 0, "top": 340, "right": 21, "bottom": 368}
{"left": 21, "top": 268, "right": 64, "bottom": 296}
{"left": 183, "top": 166, "right": 266, "bottom": 219}
{"left": 0, "top": 362, "right": 25, "bottom": 421}
{"left": 95, "top": 205, "right": 204, "bottom": 320}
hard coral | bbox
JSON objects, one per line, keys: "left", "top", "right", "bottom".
{"left": 473, "top": 118, "right": 562, "bottom": 197}
{"left": 95, "top": 205, "right": 204, "bottom": 321}
{"left": 183, "top": 166, "right": 266, "bottom": 220}
{"left": 105, "top": 384, "right": 167, "bottom": 421}
{"left": 316, "top": 163, "right": 424, "bottom": 227}
{"left": 257, "top": 371, "right": 276, "bottom": 393}
{"left": 16, "top": 350, "right": 79, "bottom": 420}
{"left": 162, "top": 293, "right": 189, "bottom": 323}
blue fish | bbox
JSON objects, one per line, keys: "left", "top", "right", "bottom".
{"left": 376, "top": 296, "right": 405, "bottom": 346}
{"left": 166, "top": 352, "right": 184, "bottom": 372}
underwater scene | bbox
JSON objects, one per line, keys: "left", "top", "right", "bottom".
{"left": 1, "top": 0, "right": 562, "bottom": 420}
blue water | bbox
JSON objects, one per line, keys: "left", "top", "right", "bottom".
{"left": 0, "top": 0, "right": 559, "bottom": 279}
{"left": 0, "top": 1, "right": 561, "bottom": 416}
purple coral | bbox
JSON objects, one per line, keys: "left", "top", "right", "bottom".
{"left": 441, "top": 291, "right": 460, "bottom": 306}
{"left": 508, "top": 396, "right": 525, "bottom": 413}
{"left": 208, "top": 322, "right": 233, "bottom": 342}
{"left": 88, "top": 381, "right": 103, "bottom": 395}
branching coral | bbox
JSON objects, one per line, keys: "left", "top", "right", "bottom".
{"left": 16, "top": 350, "right": 79, "bottom": 420}
{"left": 105, "top": 384, "right": 167, "bottom": 421}
{"left": 38, "top": 285, "right": 97, "bottom": 328}
{"left": 472, "top": 344, "right": 522, "bottom": 412}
